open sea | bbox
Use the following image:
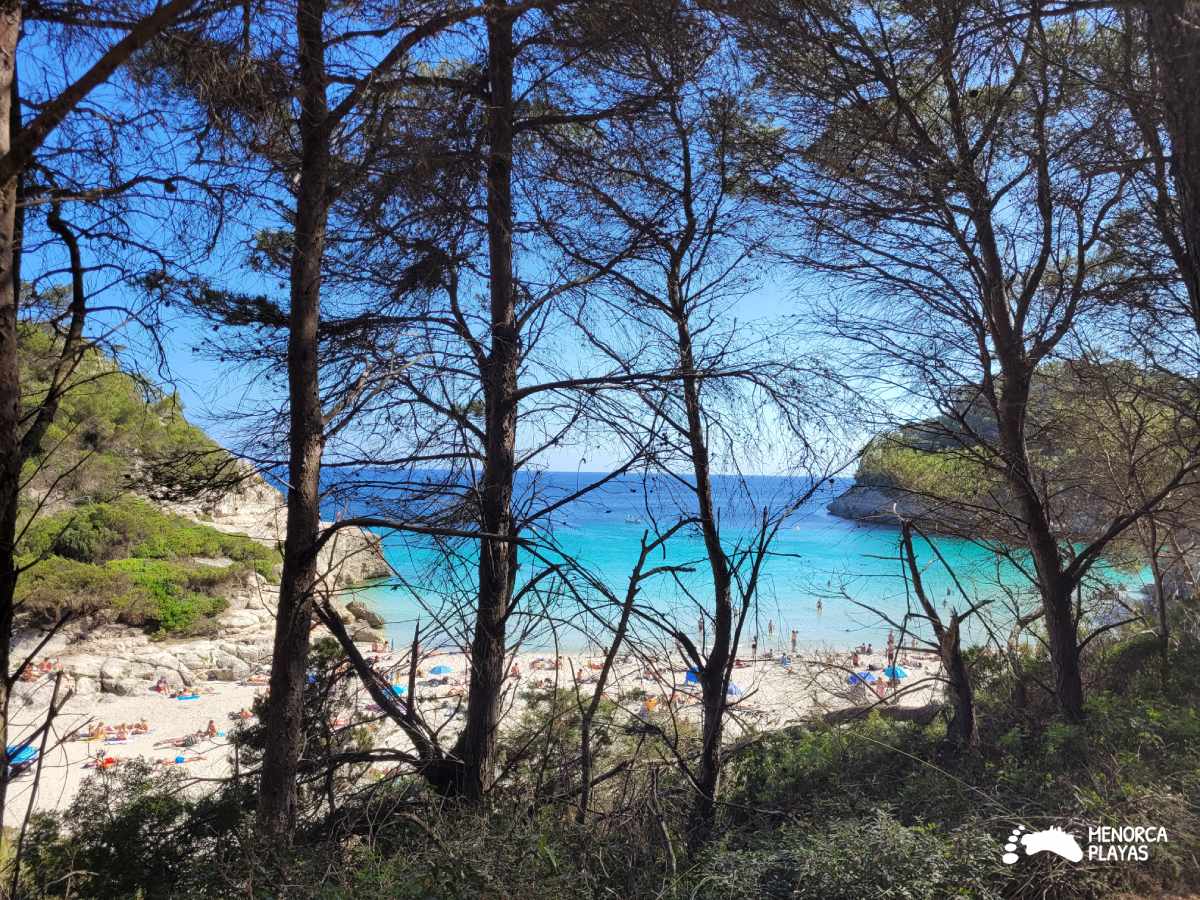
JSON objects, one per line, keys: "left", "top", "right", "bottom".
{"left": 343, "top": 472, "right": 1148, "bottom": 652}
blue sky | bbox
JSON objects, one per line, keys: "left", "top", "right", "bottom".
{"left": 20, "top": 10, "right": 877, "bottom": 478}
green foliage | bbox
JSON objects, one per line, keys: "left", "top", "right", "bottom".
{"left": 723, "top": 635, "right": 1200, "bottom": 899}
{"left": 14, "top": 496, "right": 278, "bottom": 635}
{"left": 20, "top": 495, "right": 277, "bottom": 578}
{"left": 694, "top": 812, "right": 1002, "bottom": 900}
{"left": 17, "top": 322, "right": 228, "bottom": 504}
{"left": 20, "top": 761, "right": 250, "bottom": 900}
{"left": 14, "top": 554, "right": 235, "bottom": 636}
{"left": 858, "top": 433, "right": 991, "bottom": 499}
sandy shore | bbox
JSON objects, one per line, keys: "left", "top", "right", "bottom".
{"left": 5, "top": 641, "right": 943, "bottom": 820}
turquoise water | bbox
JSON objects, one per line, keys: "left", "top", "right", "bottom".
{"left": 352, "top": 474, "right": 1147, "bottom": 652}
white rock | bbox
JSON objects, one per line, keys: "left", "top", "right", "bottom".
{"left": 219, "top": 610, "right": 264, "bottom": 630}
{"left": 62, "top": 655, "right": 103, "bottom": 679}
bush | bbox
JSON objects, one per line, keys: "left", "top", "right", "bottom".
{"left": 20, "top": 760, "right": 249, "bottom": 899}
{"left": 694, "top": 812, "right": 1003, "bottom": 900}
{"left": 15, "top": 554, "right": 234, "bottom": 635}
{"left": 20, "top": 495, "right": 278, "bottom": 579}
{"left": 17, "top": 322, "right": 230, "bottom": 504}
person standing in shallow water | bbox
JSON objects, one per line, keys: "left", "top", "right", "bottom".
{"left": 790, "top": 630, "right": 798, "bottom": 654}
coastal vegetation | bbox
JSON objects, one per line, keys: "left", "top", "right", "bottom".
{"left": 3, "top": 1, "right": 1200, "bottom": 898}
{"left": 17, "top": 629, "right": 1200, "bottom": 899}
{"left": 12, "top": 330, "right": 276, "bottom": 636}
{"left": 16, "top": 496, "right": 277, "bottom": 635}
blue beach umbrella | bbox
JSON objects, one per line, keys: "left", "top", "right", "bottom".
{"left": 883, "top": 666, "right": 909, "bottom": 680}
{"left": 726, "top": 683, "right": 744, "bottom": 697}
{"left": 684, "top": 669, "right": 700, "bottom": 685}
{"left": 846, "top": 672, "right": 877, "bottom": 686}
{"left": 391, "top": 684, "right": 407, "bottom": 696}
{"left": 7, "top": 744, "right": 35, "bottom": 766}
{"left": 431, "top": 665, "right": 452, "bottom": 675}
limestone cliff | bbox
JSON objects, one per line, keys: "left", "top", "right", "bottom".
{"left": 162, "top": 469, "right": 390, "bottom": 587}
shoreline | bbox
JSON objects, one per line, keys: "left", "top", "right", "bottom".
{"left": 5, "top": 641, "right": 943, "bottom": 820}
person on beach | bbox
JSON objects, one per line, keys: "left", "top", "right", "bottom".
{"left": 751, "top": 636, "right": 758, "bottom": 658}
{"left": 768, "top": 620, "right": 774, "bottom": 638}
{"left": 205, "top": 720, "right": 218, "bottom": 738}
{"left": 790, "top": 630, "right": 798, "bottom": 653}
{"left": 851, "top": 651, "right": 860, "bottom": 667}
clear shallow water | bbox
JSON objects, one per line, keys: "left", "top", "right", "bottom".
{"left": 343, "top": 473, "right": 1147, "bottom": 652}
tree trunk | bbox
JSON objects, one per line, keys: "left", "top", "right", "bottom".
{"left": 961, "top": 169, "right": 1087, "bottom": 721}
{"left": 0, "top": 0, "right": 20, "bottom": 835}
{"left": 1145, "top": 1, "right": 1200, "bottom": 324}
{"left": 671, "top": 273, "right": 733, "bottom": 849}
{"left": 940, "top": 616, "right": 975, "bottom": 749}
{"left": 898, "top": 521, "right": 976, "bottom": 749}
{"left": 458, "top": 0, "right": 518, "bottom": 801}
{"left": 256, "top": 0, "right": 330, "bottom": 839}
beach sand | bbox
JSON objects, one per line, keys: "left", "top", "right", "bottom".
{"left": 5, "top": 641, "right": 943, "bottom": 820}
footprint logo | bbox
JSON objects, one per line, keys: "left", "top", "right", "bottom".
{"left": 1002, "top": 825, "right": 1026, "bottom": 864}
{"left": 1002, "top": 824, "right": 1084, "bottom": 864}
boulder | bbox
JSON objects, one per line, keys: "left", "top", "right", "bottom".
{"left": 99, "top": 657, "right": 129, "bottom": 682}
{"left": 62, "top": 655, "right": 103, "bottom": 679}
{"left": 219, "top": 610, "right": 266, "bottom": 630}
{"left": 352, "top": 626, "right": 387, "bottom": 644}
{"left": 106, "top": 677, "right": 146, "bottom": 696}
{"left": 347, "top": 601, "right": 385, "bottom": 629}
{"left": 208, "top": 650, "right": 251, "bottom": 681}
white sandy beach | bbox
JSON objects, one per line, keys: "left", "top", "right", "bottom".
{"left": 5, "top": 640, "right": 944, "bottom": 821}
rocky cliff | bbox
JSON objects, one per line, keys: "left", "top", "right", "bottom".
{"left": 12, "top": 473, "right": 392, "bottom": 702}
{"left": 825, "top": 482, "right": 984, "bottom": 534}
{"left": 163, "top": 469, "right": 390, "bottom": 587}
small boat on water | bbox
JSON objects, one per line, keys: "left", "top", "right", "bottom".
{"left": 624, "top": 515, "right": 640, "bottom": 524}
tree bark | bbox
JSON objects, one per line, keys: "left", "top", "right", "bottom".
{"left": 669, "top": 272, "right": 733, "bottom": 848}
{"left": 963, "top": 167, "right": 1087, "bottom": 721}
{"left": 458, "top": 0, "right": 518, "bottom": 801}
{"left": 256, "top": 0, "right": 330, "bottom": 839}
{"left": 898, "top": 521, "right": 976, "bottom": 749}
{"left": 1144, "top": 1, "right": 1200, "bottom": 324}
{"left": 0, "top": 0, "right": 21, "bottom": 836}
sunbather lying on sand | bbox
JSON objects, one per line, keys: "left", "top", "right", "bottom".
{"left": 155, "top": 733, "right": 202, "bottom": 749}
{"left": 156, "top": 755, "right": 206, "bottom": 766}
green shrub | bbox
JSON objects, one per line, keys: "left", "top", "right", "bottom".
{"left": 20, "top": 760, "right": 249, "bottom": 900}
{"left": 20, "top": 495, "right": 278, "bottom": 579}
{"left": 17, "top": 322, "right": 230, "bottom": 504}
{"left": 15, "top": 554, "right": 233, "bottom": 635}
{"left": 694, "top": 812, "right": 1003, "bottom": 900}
